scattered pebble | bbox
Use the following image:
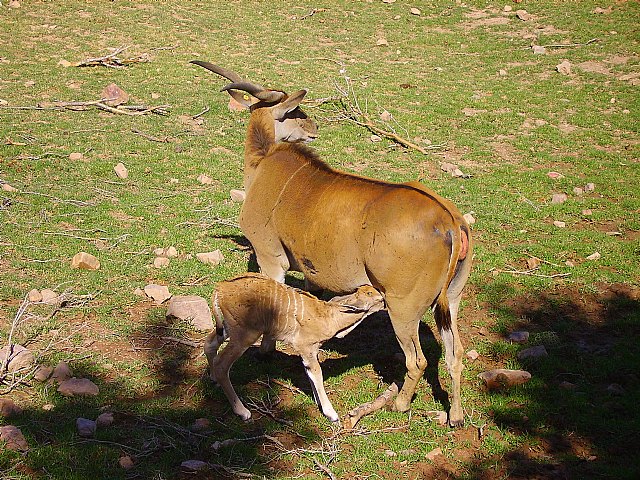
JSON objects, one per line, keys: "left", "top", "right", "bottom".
{"left": 119, "top": 456, "right": 135, "bottom": 469}
{"left": 197, "top": 173, "right": 214, "bottom": 185}
{"left": 71, "top": 252, "right": 100, "bottom": 270}
{"left": 181, "top": 460, "right": 209, "bottom": 472}
{"left": 553, "top": 220, "right": 566, "bottom": 228}
{"left": 28, "top": 288, "right": 42, "bottom": 302}
{"left": 96, "top": 412, "right": 115, "bottom": 428}
{"left": 384, "top": 450, "right": 397, "bottom": 457}
{"left": 517, "top": 345, "right": 548, "bottom": 360}
{"left": 1, "top": 183, "right": 17, "bottom": 192}
{"left": 40, "top": 289, "right": 59, "bottom": 305}
{"left": 508, "top": 331, "right": 530, "bottom": 343}
{"left": 191, "top": 418, "right": 211, "bottom": 432}
{"left": 503, "top": 5, "right": 513, "bottom": 12}
{"left": 532, "top": 45, "right": 546, "bottom": 55}
{"left": 547, "top": 171, "right": 564, "bottom": 179}
{"left": 463, "top": 213, "right": 476, "bottom": 225}
{"left": 582, "top": 209, "right": 593, "bottom": 216}
{"left": 76, "top": 418, "right": 97, "bottom": 437}
{"left": 559, "top": 381, "right": 576, "bottom": 390}
{"left": 34, "top": 365, "right": 53, "bottom": 382}
{"left": 515, "top": 9, "right": 531, "bottom": 21}
{"left": 0, "top": 399, "right": 23, "bottom": 418}
{"left": 586, "top": 252, "right": 601, "bottom": 261}
{"left": 551, "top": 193, "right": 568, "bottom": 204}
{"left": 466, "top": 349, "right": 480, "bottom": 361}
{"left": 556, "top": 60, "right": 572, "bottom": 75}
{"left": 0, "top": 425, "right": 29, "bottom": 452}
{"left": 230, "top": 189, "right": 246, "bottom": 202}
{"left": 114, "top": 163, "right": 128, "bottom": 179}
{"left": 166, "top": 295, "right": 213, "bottom": 331}
{"left": 499, "top": 69, "right": 507, "bottom": 76}
{"left": 58, "top": 377, "right": 100, "bottom": 397}
{"left": 69, "top": 152, "right": 84, "bottom": 161}
{"left": 153, "top": 256, "right": 170, "bottom": 268}
{"left": 478, "top": 369, "right": 532, "bottom": 389}
{"left": 52, "top": 361, "right": 73, "bottom": 382}
{"left": 573, "top": 187, "right": 584, "bottom": 196}
{"left": 607, "top": 383, "right": 625, "bottom": 395}
{"left": 410, "top": 7, "right": 421, "bottom": 16}
{"left": 196, "top": 250, "right": 224, "bottom": 267}
{"left": 426, "top": 410, "right": 448, "bottom": 426}
{"left": 426, "top": 447, "right": 443, "bottom": 461}
{"left": 370, "top": 134, "right": 382, "bottom": 142}
{"left": 144, "top": 284, "right": 172, "bottom": 304}
{"left": 584, "top": 182, "right": 595, "bottom": 192}
{"left": 154, "top": 246, "right": 178, "bottom": 258}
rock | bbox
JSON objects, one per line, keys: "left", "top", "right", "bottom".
{"left": 426, "top": 447, "right": 443, "bottom": 461}
{"left": 196, "top": 250, "right": 224, "bottom": 267}
{"left": 517, "top": 345, "right": 548, "bottom": 360}
{"left": 230, "top": 189, "right": 246, "bottom": 202}
{"left": 76, "top": 418, "right": 97, "bottom": 437}
{"left": 553, "top": 220, "right": 566, "bottom": 228}
{"left": 1, "top": 183, "right": 17, "bottom": 192}
{"left": 40, "top": 289, "right": 59, "bottom": 304}
{"left": 547, "top": 171, "right": 564, "bottom": 179}
{"left": 463, "top": 213, "right": 476, "bottom": 225}
{"left": 0, "top": 425, "right": 29, "bottom": 452}
{"left": 607, "top": 383, "right": 625, "bottom": 395}
{"left": 426, "top": 410, "right": 448, "bottom": 426}
{"left": 69, "top": 152, "right": 84, "bottom": 161}
{"left": 153, "top": 256, "right": 170, "bottom": 268}
{"left": 144, "top": 284, "right": 172, "bottom": 304}
{"left": 166, "top": 295, "right": 213, "bottom": 331}
{"left": 532, "top": 45, "right": 546, "bottom": 55}
{"left": 0, "top": 344, "right": 35, "bottom": 372}
{"left": 410, "top": 7, "right": 421, "bottom": 16}
{"left": 503, "top": 5, "right": 512, "bottom": 12}
{"left": 384, "top": 450, "right": 397, "bottom": 457}
{"left": 478, "top": 369, "right": 532, "bottom": 389}
{"left": 586, "top": 252, "right": 601, "bottom": 261}
{"left": 181, "top": 460, "right": 209, "bottom": 472}
{"left": 515, "top": 9, "right": 531, "bottom": 21}
{"left": 101, "top": 83, "right": 129, "bottom": 107}
{"left": 28, "top": 288, "right": 42, "bottom": 302}
{"left": 499, "top": 69, "right": 507, "bottom": 76}
{"left": 52, "top": 361, "right": 73, "bottom": 382}
{"left": 376, "top": 38, "right": 389, "bottom": 47}
{"left": 370, "top": 134, "right": 382, "bottom": 142}
{"left": 197, "top": 173, "right": 214, "bottom": 185}
{"left": 96, "top": 412, "right": 114, "bottom": 428}
{"left": 573, "top": 187, "right": 584, "bottom": 196}
{"left": 34, "top": 365, "right": 54, "bottom": 382}
{"left": 556, "top": 60, "right": 572, "bottom": 75}
{"left": 119, "top": 456, "right": 135, "bottom": 469}
{"left": 114, "top": 163, "right": 128, "bottom": 179}
{"left": 42, "top": 403, "right": 55, "bottom": 411}
{"left": 551, "top": 193, "right": 568, "bottom": 204}
{"left": 582, "top": 209, "right": 592, "bottom": 216}
{"left": 584, "top": 182, "right": 595, "bottom": 192}
{"left": 526, "top": 257, "right": 541, "bottom": 269}
{"left": 154, "top": 246, "right": 177, "bottom": 258}
{"left": 71, "top": 252, "right": 100, "bottom": 270}
{"left": 191, "top": 418, "right": 211, "bottom": 432}
{"left": 0, "top": 399, "right": 23, "bottom": 418}
{"left": 57, "top": 377, "right": 99, "bottom": 397}
{"left": 466, "top": 349, "right": 480, "bottom": 361}
{"left": 508, "top": 331, "right": 529, "bottom": 343}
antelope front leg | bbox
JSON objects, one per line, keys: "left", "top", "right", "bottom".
{"left": 300, "top": 347, "right": 339, "bottom": 423}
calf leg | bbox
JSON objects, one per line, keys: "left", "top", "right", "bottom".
{"left": 299, "top": 346, "right": 339, "bottom": 423}
{"left": 203, "top": 330, "right": 224, "bottom": 381}
{"left": 212, "top": 331, "right": 261, "bottom": 421}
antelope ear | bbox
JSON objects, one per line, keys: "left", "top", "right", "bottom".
{"left": 272, "top": 89, "right": 307, "bottom": 120}
{"left": 226, "top": 89, "right": 254, "bottom": 109}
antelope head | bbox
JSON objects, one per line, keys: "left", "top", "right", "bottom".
{"left": 190, "top": 61, "right": 318, "bottom": 144}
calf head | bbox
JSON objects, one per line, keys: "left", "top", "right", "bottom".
{"left": 329, "top": 285, "right": 385, "bottom": 315}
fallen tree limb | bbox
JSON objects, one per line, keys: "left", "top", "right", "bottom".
{"left": 0, "top": 100, "right": 169, "bottom": 116}
{"left": 74, "top": 46, "right": 151, "bottom": 69}
{"left": 344, "top": 382, "right": 399, "bottom": 429}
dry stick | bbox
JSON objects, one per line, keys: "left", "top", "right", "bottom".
{"left": 494, "top": 267, "right": 571, "bottom": 279}
{"left": 313, "top": 459, "right": 338, "bottom": 480}
{"left": 131, "top": 128, "right": 172, "bottom": 143}
{"left": 0, "top": 295, "right": 30, "bottom": 377}
{"left": 344, "top": 382, "right": 399, "bottom": 429}
{"left": 192, "top": 106, "right": 210, "bottom": 119}
{"left": 540, "top": 38, "right": 599, "bottom": 48}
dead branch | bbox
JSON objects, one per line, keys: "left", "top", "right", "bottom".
{"left": 540, "top": 38, "right": 599, "bottom": 49}
{"left": 313, "top": 458, "right": 338, "bottom": 480}
{"left": 131, "top": 128, "right": 172, "bottom": 143}
{"left": 192, "top": 106, "right": 210, "bottom": 119}
{"left": 344, "top": 382, "right": 399, "bottom": 429}
{"left": 75, "top": 46, "right": 151, "bottom": 69}
{"left": 0, "top": 100, "right": 169, "bottom": 116}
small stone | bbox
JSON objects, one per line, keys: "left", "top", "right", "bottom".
{"left": 478, "top": 369, "right": 532, "bottom": 389}
{"left": 76, "top": 418, "right": 97, "bottom": 437}
{"left": 499, "top": 69, "right": 507, "bottom": 76}
{"left": 532, "top": 45, "right": 546, "bottom": 55}
{"left": 584, "top": 182, "right": 595, "bottom": 192}
{"left": 42, "top": 403, "right": 55, "bottom": 411}
{"left": 119, "top": 456, "right": 135, "bottom": 469}
{"left": 547, "top": 171, "right": 564, "bottom": 179}
{"left": 58, "top": 377, "right": 100, "bottom": 397}
{"left": 96, "top": 412, "right": 114, "bottom": 428}
{"left": 370, "top": 134, "right": 382, "bottom": 142}
{"left": 1, "top": 183, "right": 17, "bottom": 192}
{"left": 40, "top": 289, "right": 59, "bottom": 304}
{"left": 463, "top": 213, "right": 476, "bottom": 225}
{"left": 144, "top": 284, "right": 172, "bottom": 304}
{"left": 28, "top": 288, "right": 43, "bottom": 302}
{"left": 71, "top": 252, "right": 100, "bottom": 270}
{"left": 553, "top": 220, "right": 566, "bottom": 228}
{"left": 607, "top": 383, "right": 625, "bottom": 395}
{"left": 165, "top": 246, "right": 178, "bottom": 258}
{"left": 230, "top": 189, "right": 246, "bottom": 202}
{"left": 376, "top": 38, "right": 389, "bottom": 47}
{"left": 0, "top": 399, "right": 23, "bottom": 418}
{"left": 101, "top": 83, "right": 129, "bottom": 107}
{"left": 0, "top": 344, "right": 35, "bottom": 372}
{"left": 166, "top": 295, "right": 213, "bottom": 331}
{"left": 0, "top": 425, "right": 29, "bottom": 452}
{"left": 34, "top": 365, "right": 54, "bottom": 382}
{"left": 410, "top": 7, "right": 421, "bottom": 16}
{"left": 153, "top": 256, "right": 170, "bottom": 268}
{"left": 384, "top": 450, "right": 397, "bottom": 457}
{"left": 508, "top": 331, "right": 530, "bottom": 343}
{"left": 526, "top": 257, "right": 541, "bottom": 269}
{"left": 503, "top": 5, "right": 513, "bottom": 12}
{"left": 517, "top": 345, "right": 548, "bottom": 360}
{"left": 426, "top": 447, "right": 443, "bottom": 461}
{"left": 114, "top": 163, "right": 128, "bottom": 179}
{"left": 466, "top": 349, "right": 480, "bottom": 361}
{"left": 515, "top": 9, "right": 531, "bottom": 21}
{"left": 586, "top": 252, "right": 601, "bottom": 261}
{"left": 556, "top": 60, "right": 572, "bottom": 75}
{"left": 582, "top": 209, "right": 592, "bottom": 216}
{"left": 551, "top": 193, "right": 568, "bottom": 204}
{"left": 573, "top": 187, "right": 584, "bottom": 196}
{"left": 191, "top": 418, "right": 211, "bottom": 432}
{"left": 52, "top": 361, "right": 73, "bottom": 382}
{"left": 197, "top": 173, "right": 214, "bottom": 185}
{"left": 426, "top": 410, "right": 448, "bottom": 426}
{"left": 181, "top": 460, "right": 209, "bottom": 472}
{"left": 69, "top": 152, "right": 84, "bottom": 161}
{"left": 559, "top": 381, "right": 576, "bottom": 390}
{"left": 196, "top": 250, "right": 224, "bottom": 267}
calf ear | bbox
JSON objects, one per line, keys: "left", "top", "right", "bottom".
{"left": 272, "top": 89, "right": 307, "bottom": 120}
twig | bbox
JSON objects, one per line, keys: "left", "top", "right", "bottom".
{"left": 299, "top": 8, "right": 326, "bottom": 20}
{"left": 540, "top": 38, "right": 599, "bottom": 48}
{"left": 493, "top": 267, "right": 571, "bottom": 279}
{"left": 344, "top": 382, "right": 399, "bottom": 429}
{"left": 192, "top": 106, "right": 210, "bottom": 119}
{"left": 131, "top": 128, "right": 172, "bottom": 143}
{"left": 18, "top": 190, "right": 94, "bottom": 207}
{"left": 75, "top": 46, "right": 151, "bottom": 68}
{"left": 313, "top": 459, "right": 338, "bottom": 480}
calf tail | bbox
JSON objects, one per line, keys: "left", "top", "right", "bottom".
{"left": 204, "top": 291, "right": 226, "bottom": 362}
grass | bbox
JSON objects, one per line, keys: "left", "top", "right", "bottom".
{"left": 1, "top": 0, "right": 639, "bottom": 479}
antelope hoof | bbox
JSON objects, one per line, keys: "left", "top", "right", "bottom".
{"left": 236, "top": 408, "right": 252, "bottom": 422}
